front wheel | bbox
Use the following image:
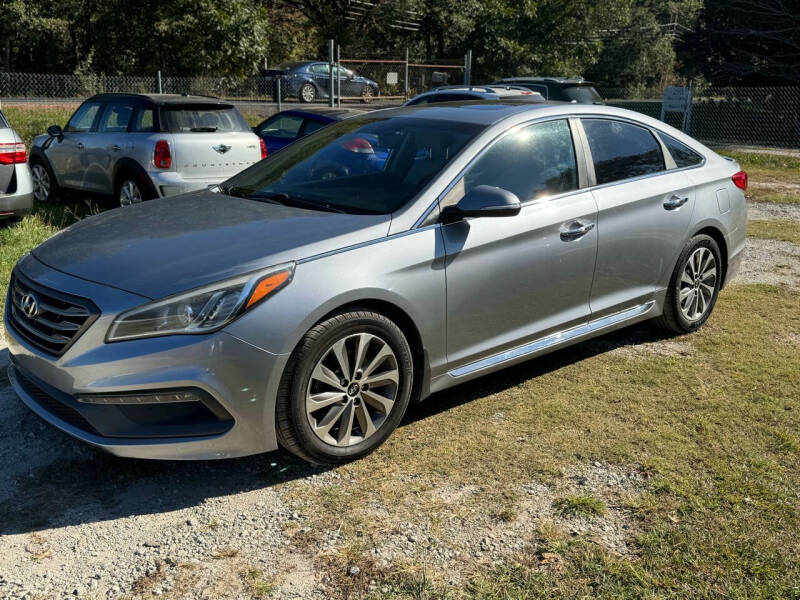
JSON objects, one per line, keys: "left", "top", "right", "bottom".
{"left": 360, "top": 86, "right": 375, "bottom": 103}
{"left": 656, "top": 234, "right": 722, "bottom": 333}
{"left": 276, "top": 310, "right": 414, "bottom": 465}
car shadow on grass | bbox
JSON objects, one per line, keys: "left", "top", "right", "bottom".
{"left": 0, "top": 322, "right": 676, "bottom": 535}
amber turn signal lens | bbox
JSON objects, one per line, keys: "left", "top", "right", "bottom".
{"left": 246, "top": 270, "right": 291, "bottom": 308}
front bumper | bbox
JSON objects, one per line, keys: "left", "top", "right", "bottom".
{"left": 4, "top": 255, "right": 289, "bottom": 460}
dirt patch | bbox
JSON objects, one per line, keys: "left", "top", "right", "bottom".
{"left": 734, "top": 238, "right": 800, "bottom": 289}
{"left": 748, "top": 201, "right": 800, "bottom": 222}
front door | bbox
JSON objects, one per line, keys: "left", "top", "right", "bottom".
{"left": 46, "top": 100, "right": 103, "bottom": 189}
{"left": 442, "top": 119, "right": 598, "bottom": 371}
{"left": 580, "top": 118, "right": 696, "bottom": 316}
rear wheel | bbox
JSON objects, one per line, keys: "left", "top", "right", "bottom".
{"left": 276, "top": 310, "right": 414, "bottom": 465}
{"left": 115, "top": 172, "right": 156, "bottom": 207}
{"left": 30, "top": 160, "right": 57, "bottom": 203}
{"left": 361, "top": 86, "right": 375, "bottom": 103}
{"left": 656, "top": 234, "right": 722, "bottom": 333}
{"left": 299, "top": 83, "right": 317, "bottom": 103}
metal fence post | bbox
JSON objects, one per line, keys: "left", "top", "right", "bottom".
{"left": 336, "top": 44, "right": 341, "bottom": 107}
{"left": 157, "top": 70, "right": 162, "bottom": 94}
{"left": 404, "top": 48, "right": 409, "bottom": 101}
{"left": 464, "top": 50, "right": 472, "bottom": 86}
{"left": 276, "top": 77, "right": 282, "bottom": 112}
{"left": 328, "top": 39, "right": 335, "bottom": 107}
{"left": 683, "top": 81, "right": 694, "bottom": 134}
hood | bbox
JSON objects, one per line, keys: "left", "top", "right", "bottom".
{"left": 32, "top": 191, "right": 391, "bottom": 299}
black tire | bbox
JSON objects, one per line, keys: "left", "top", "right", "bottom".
{"left": 298, "top": 82, "right": 317, "bottom": 103}
{"left": 29, "top": 158, "right": 59, "bottom": 203}
{"left": 360, "top": 86, "right": 376, "bottom": 103}
{"left": 656, "top": 234, "right": 722, "bottom": 334}
{"left": 276, "top": 310, "right": 414, "bottom": 465}
{"left": 114, "top": 171, "right": 156, "bottom": 207}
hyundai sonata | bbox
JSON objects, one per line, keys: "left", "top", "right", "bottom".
{"left": 5, "top": 101, "right": 747, "bottom": 464}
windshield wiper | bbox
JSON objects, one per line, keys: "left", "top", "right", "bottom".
{"left": 244, "top": 191, "right": 348, "bottom": 214}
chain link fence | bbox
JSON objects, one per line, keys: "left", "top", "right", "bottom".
{"left": 601, "top": 86, "right": 800, "bottom": 150}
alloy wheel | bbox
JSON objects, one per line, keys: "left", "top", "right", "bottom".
{"left": 301, "top": 84, "right": 316, "bottom": 103}
{"left": 305, "top": 333, "right": 400, "bottom": 447}
{"left": 679, "top": 246, "right": 717, "bottom": 321}
{"left": 119, "top": 180, "right": 142, "bottom": 206}
{"left": 31, "top": 164, "right": 50, "bottom": 202}
{"left": 361, "top": 87, "right": 375, "bottom": 103}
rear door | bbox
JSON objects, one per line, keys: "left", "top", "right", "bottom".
{"left": 47, "top": 100, "right": 104, "bottom": 189}
{"left": 90, "top": 100, "right": 135, "bottom": 193}
{"left": 580, "top": 118, "right": 695, "bottom": 316}
{"left": 161, "top": 103, "right": 260, "bottom": 179}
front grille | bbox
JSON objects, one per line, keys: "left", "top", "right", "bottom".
{"left": 7, "top": 271, "right": 99, "bottom": 356}
{"left": 12, "top": 366, "right": 100, "bottom": 435}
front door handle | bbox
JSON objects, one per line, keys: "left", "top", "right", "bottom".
{"left": 560, "top": 221, "right": 595, "bottom": 241}
{"left": 76, "top": 142, "right": 85, "bottom": 150}
{"left": 663, "top": 194, "right": 689, "bottom": 210}
{"left": 109, "top": 144, "right": 122, "bottom": 152}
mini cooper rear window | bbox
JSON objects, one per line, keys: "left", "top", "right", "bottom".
{"left": 658, "top": 132, "right": 704, "bottom": 168}
{"left": 161, "top": 105, "right": 250, "bottom": 133}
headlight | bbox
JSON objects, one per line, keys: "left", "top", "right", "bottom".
{"left": 106, "top": 263, "right": 294, "bottom": 342}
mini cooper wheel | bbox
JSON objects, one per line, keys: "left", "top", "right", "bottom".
{"left": 30, "top": 160, "right": 57, "bottom": 203}
{"left": 118, "top": 179, "right": 143, "bottom": 206}
{"left": 299, "top": 83, "right": 317, "bottom": 103}
{"left": 657, "top": 234, "right": 722, "bottom": 333}
{"left": 276, "top": 310, "right": 414, "bottom": 465}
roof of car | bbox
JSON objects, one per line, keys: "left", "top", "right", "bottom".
{"left": 495, "top": 76, "right": 594, "bottom": 85}
{"left": 369, "top": 100, "right": 560, "bottom": 125}
{"left": 86, "top": 93, "right": 233, "bottom": 106}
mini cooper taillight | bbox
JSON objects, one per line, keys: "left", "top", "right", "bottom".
{"left": 154, "top": 140, "right": 171, "bottom": 168}
{"left": 0, "top": 142, "right": 27, "bottom": 165}
{"left": 259, "top": 138, "right": 267, "bottom": 160}
{"left": 732, "top": 170, "right": 748, "bottom": 191}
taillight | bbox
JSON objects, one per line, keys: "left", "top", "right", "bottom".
{"left": 259, "top": 138, "right": 267, "bottom": 160}
{"left": 732, "top": 170, "right": 747, "bottom": 191}
{"left": 0, "top": 142, "right": 27, "bottom": 165}
{"left": 154, "top": 140, "right": 171, "bottom": 169}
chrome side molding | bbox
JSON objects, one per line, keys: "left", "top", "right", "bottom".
{"left": 449, "top": 301, "right": 656, "bottom": 378}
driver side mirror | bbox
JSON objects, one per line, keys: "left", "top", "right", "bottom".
{"left": 47, "top": 125, "right": 63, "bottom": 140}
{"left": 440, "top": 185, "right": 521, "bottom": 223}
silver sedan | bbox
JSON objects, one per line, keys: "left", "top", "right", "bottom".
{"left": 0, "top": 109, "right": 34, "bottom": 220}
{"left": 5, "top": 101, "right": 747, "bottom": 464}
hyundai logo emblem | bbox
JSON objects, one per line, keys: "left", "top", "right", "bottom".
{"left": 212, "top": 144, "right": 232, "bottom": 154}
{"left": 20, "top": 292, "right": 39, "bottom": 319}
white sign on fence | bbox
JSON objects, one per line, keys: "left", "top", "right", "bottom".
{"left": 661, "top": 85, "right": 693, "bottom": 132}
{"left": 386, "top": 72, "right": 398, "bottom": 85}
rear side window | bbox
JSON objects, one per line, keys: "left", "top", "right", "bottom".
{"left": 99, "top": 102, "right": 134, "bottom": 132}
{"left": 66, "top": 101, "right": 103, "bottom": 132}
{"left": 560, "top": 86, "right": 603, "bottom": 103}
{"left": 132, "top": 108, "right": 154, "bottom": 132}
{"left": 302, "top": 119, "right": 328, "bottom": 134}
{"left": 582, "top": 119, "right": 664, "bottom": 185}
{"left": 459, "top": 119, "right": 578, "bottom": 202}
{"left": 658, "top": 132, "right": 703, "bottom": 168}
{"left": 161, "top": 105, "right": 249, "bottom": 133}
{"left": 258, "top": 114, "right": 303, "bottom": 138}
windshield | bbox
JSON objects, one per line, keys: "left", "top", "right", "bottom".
{"left": 161, "top": 105, "right": 250, "bottom": 132}
{"left": 222, "top": 116, "right": 484, "bottom": 214}
{"left": 562, "top": 86, "right": 603, "bottom": 104}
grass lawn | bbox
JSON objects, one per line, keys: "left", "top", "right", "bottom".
{"left": 748, "top": 219, "right": 800, "bottom": 245}
{"left": 718, "top": 150, "right": 800, "bottom": 206}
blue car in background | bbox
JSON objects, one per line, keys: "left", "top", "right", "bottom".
{"left": 253, "top": 108, "right": 364, "bottom": 155}
{"left": 259, "top": 61, "right": 380, "bottom": 103}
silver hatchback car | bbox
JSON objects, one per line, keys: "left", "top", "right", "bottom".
{"left": 6, "top": 101, "right": 747, "bottom": 465}
{"left": 28, "top": 94, "right": 264, "bottom": 207}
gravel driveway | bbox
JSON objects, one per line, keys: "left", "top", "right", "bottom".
{"left": 1, "top": 208, "right": 798, "bottom": 600}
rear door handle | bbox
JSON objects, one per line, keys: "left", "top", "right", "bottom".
{"left": 109, "top": 144, "right": 122, "bottom": 152}
{"left": 76, "top": 142, "right": 85, "bottom": 150}
{"left": 663, "top": 194, "right": 689, "bottom": 210}
{"left": 560, "top": 221, "right": 595, "bottom": 241}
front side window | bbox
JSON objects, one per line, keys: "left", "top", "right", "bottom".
{"left": 161, "top": 105, "right": 250, "bottom": 133}
{"left": 310, "top": 63, "right": 330, "bottom": 75}
{"left": 99, "top": 102, "right": 134, "bottom": 133}
{"left": 658, "top": 131, "right": 703, "bottom": 168}
{"left": 258, "top": 115, "right": 304, "bottom": 138}
{"left": 66, "top": 102, "right": 103, "bottom": 132}
{"left": 582, "top": 119, "right": 664, "bottom": 185}
{"left": 223, "top": 116, "right": 484, "bottom": 214}
{"left": 456, "top": 119, "right": 578, "bottom": 203}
